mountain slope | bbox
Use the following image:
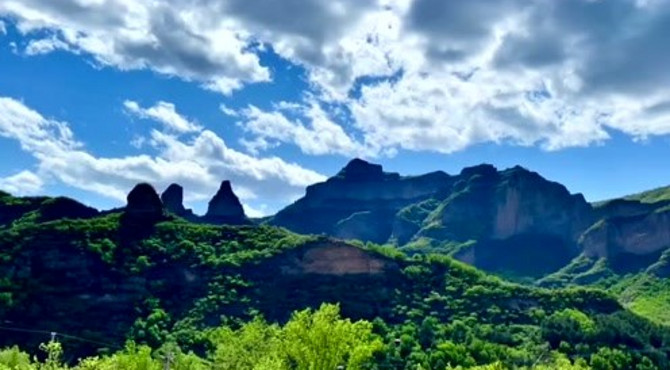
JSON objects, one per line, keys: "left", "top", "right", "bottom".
{"left": 625, "top": 185, "right": 670, "bottom": 204}
{"left": 270, "top": 159, "right": 596, "bottom": 279}
{"left": 4, "top": 190, "right": 669, "bottom": 368}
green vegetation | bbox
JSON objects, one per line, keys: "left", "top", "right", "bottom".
{"left": 625, "top": 186, "right": 670, "bottom": 204}
{"left": 610, "top": 274, "right": 670, "bottom": 324}
{"left": 2, "top": 303, "right": 669, "bottom": 369}
{"left": 0, "top": 304, "right": 380, "bottom": 370}
{"left": 1, "top": 192, "right": 670, "bottom": 368}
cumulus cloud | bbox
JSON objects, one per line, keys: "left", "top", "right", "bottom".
{"left": 124, "top": 100, "right": 202, "bottom": 134}
{"left": 0, "top": 0, "right": 269, "bottom": 94}
{"left": 238, "top": 101, "right": 369, "bottom": 156}
{"left": 0, "top": 170, "right": 44, "bottom": 195}
{"left": 0, "top": 97, "right": 325, "bottom": 212}
{"left": 25, "top": 36, "right": 72, "bottom": 55}
{"left": 0, "top": 20, "right": 6, "bottom": 35}
{"left": 4, "top": 0, "right": 670, "bottom": 158}
{"left": 219, "top": 104, "right": 239, "bottom": 117}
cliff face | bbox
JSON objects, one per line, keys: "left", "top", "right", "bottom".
{"left": 160, "top": 183, "right": 197, "bottom": 221}
{"left": 125, "top": 183, "right": 164, "bottom": 219}
{"left": 491, "top": 167, "right": 593, "bottom": 242}
{"left": 582, "top": 209, "right": 670, "bottom": 259}
{"left": 417, "top": 165, "right": 594, "bottom": 277}
{"left": 270, "top": 160, "right": 594, "bottom": 275}
{"left": 203, "top": 181, "right": 248, "bottom": 225}
{"left": 270, "top": 159, "right": 451, "bottom": 243}
{"left": 270, "top": 241, "right": 398, "bottom": 276}
{"left": 161, "top": 183, "right": 187, "bottom": 215}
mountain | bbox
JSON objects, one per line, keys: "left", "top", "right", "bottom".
{"left": 160, "top": 183, "right": 195, "bottom": 219}
{"left": 270, "top": 159, "right": 595, "bottom": 278}
{"left": 267, "top": 159, "right": 670, "bottom": 287}
{"left": 625, "top": 185, "right": 670, "bottom": 204}
{"left": 0, "top": 191, "right": 98, "bottom": 227}
{"left": 270, "top": 158, "right": 451, "bottom": 243}
{"left": 3, "top": 189, "right": 669, "bottom": 369}
{"left": 202, "top": 180, "right": 248, "bottom": 225}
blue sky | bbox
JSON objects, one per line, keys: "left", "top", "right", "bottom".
{"left": 1, "top": 0, "right": 670, "bottom": 216}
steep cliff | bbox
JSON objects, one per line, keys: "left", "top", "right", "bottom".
{"left": 269, "top": 158, "right": 451, "bottom": 243}
{"left": 581, "top": 209, "right": 670, "bottom": 271}
{"left": 124, "top": 183, "right": 165, "bottom": 222}
{"left": 203, "top": 180, "right": 248, "bottom": 225}
{"left": 160, "top": 183, "right": 196, "bottom": 220}
{"left": 270, "top": 160, "right": 595, "bottom": 277}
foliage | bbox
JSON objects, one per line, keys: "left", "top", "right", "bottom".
{"left": 1, "top": 305, "right": 380, "bottom": 370}
{"left": 624, "top": 186, "right": 670, "bottom": 204}
{"left": 1, "top": 191, "right": 670, "bottom": 368}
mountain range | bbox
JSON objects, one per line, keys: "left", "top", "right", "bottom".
{"left": 2, "top": 159, "right": 670, "bottom": 367}
{"left": 3, "top": 158, "right": 670, "bottom": 283}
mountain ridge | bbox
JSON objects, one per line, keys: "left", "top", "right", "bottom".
{"left": 2, "top": 167, "right": 670, "bottom": 367}
{"left": 3, "top": 158, "right": 670, "bottom": 282}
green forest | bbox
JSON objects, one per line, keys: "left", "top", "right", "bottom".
{"left": 1, "top": 191, "right": 670, "bottom": 369}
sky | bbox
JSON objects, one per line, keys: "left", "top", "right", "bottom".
{"left": 1, "top": 0, "right": 670, "bottom": 217}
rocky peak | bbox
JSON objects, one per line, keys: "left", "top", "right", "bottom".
{"left": 161, "top": 183, "right": 187, "bottom": 215}
{"left": 459, "top": 163, "right": 498, "bottom": 180}
{"left": 205, "top": 181, "right": 246, "bottom": 222}
{"left": 125, "top": 183, "right": 164, "bottom": 220}
{"left": 335, "top": 158, "right": 387, "bottom": 181}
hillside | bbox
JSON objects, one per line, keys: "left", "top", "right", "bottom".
{"left": 268, "top": 159, "right": 670, "bottom": 284}
{"left": 2, "top": 187, "right": 670, "bottom": 368}
{"left": 625, "top": 186, "right": 670, "bottom": 204}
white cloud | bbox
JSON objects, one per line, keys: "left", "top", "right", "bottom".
{"left": 0, "top": 96, "right": 326, "bottom": 212}
{"left": 25, "top": 36, "right": 72, "bottom": 55}
{"left": 4, "top": 0, "right": 670, "bottom": 158}
{"left": 0, "top": 0, "right": 270, "bottom": 94}
{"left": 0, "top": 97, "right": 80, "bottom": 155}
{"left": 124, "top": 100, "right": 202, "bottom": 134}
{"left": 219, "top": 103, "right": 239, "bottom": 117}
{"left": 243, "top": 203, "right": 269, "bottom": 218}
{"left": 238, "top": 102, "right": 369, "bottom": 156}
{"left": 0, "top": 170, "right": 44, "bottom": 195}
{"left": 0, "top": 20, "right": 6, "bottom": 35}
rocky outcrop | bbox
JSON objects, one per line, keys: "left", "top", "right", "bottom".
{"left": 160, "top": 183, "right": 196, "bottom": 220}
{"left": 582, "top": 209, "right": 670, "bottom": 259}
{"left": 274, "top": 242, "right": 397, "bottom": 276}
{"left": 161, "top": 184, "right": 187, "bottom": 215}
{"left": 203, "top": 181, "right": 247, "bottom": 225}
{"left": 491, "top": 166, "right": 593, "bottom": 242}
{"left": 428, "top": 165, "right": 592, "bottom": 243}
{"left": 593, "top": 198, "right": 660, "bottom": 220}
{"left": 333, "top": 210, "right": 395, "bottom": 244}
{"left": 124, "top": 183, "right": 164, "bottom": 221}
{"left": 247, "top": 240, "right": 402, "bottom": 321}
{"left": 270, "top": 160, "right": 600, "bottom": 278}
{"left": 269, "top": 158, "right": 451, "bottom": 239}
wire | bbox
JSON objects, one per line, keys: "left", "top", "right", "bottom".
{"left": 0, "top": 325, "right": 121, "bottom": 349}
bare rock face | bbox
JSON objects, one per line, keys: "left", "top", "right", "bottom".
{"left": 270, "top": 158, "right": 451, "bottom": 239}
{"left": 427, "top": 165, "right": 593, "bottom": 244}
{"left": 161, "top": 184, "right": 186, "bottom": 215}
{"left": 491, "top": 167, "right": 593, "bottom": 242}
{"left": 582, "top": 210, "right": 670, "bottom": 259}
{"left": 335, "top": 158, "right": 385, "bottom": 181}
{"left": 594, "top": 199, "right": 660, "bottom": 220}
{"left": 333, "top": 210, "right": 394, "bottom": 244}
{"left": 204, "top": 181, "right": 247, "bottom": 224}
{"left": 276, "top": 242, "right": 397, "bottom": 276}
{"left": 125, "top": 183, "right": 164, "bottom": 220}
